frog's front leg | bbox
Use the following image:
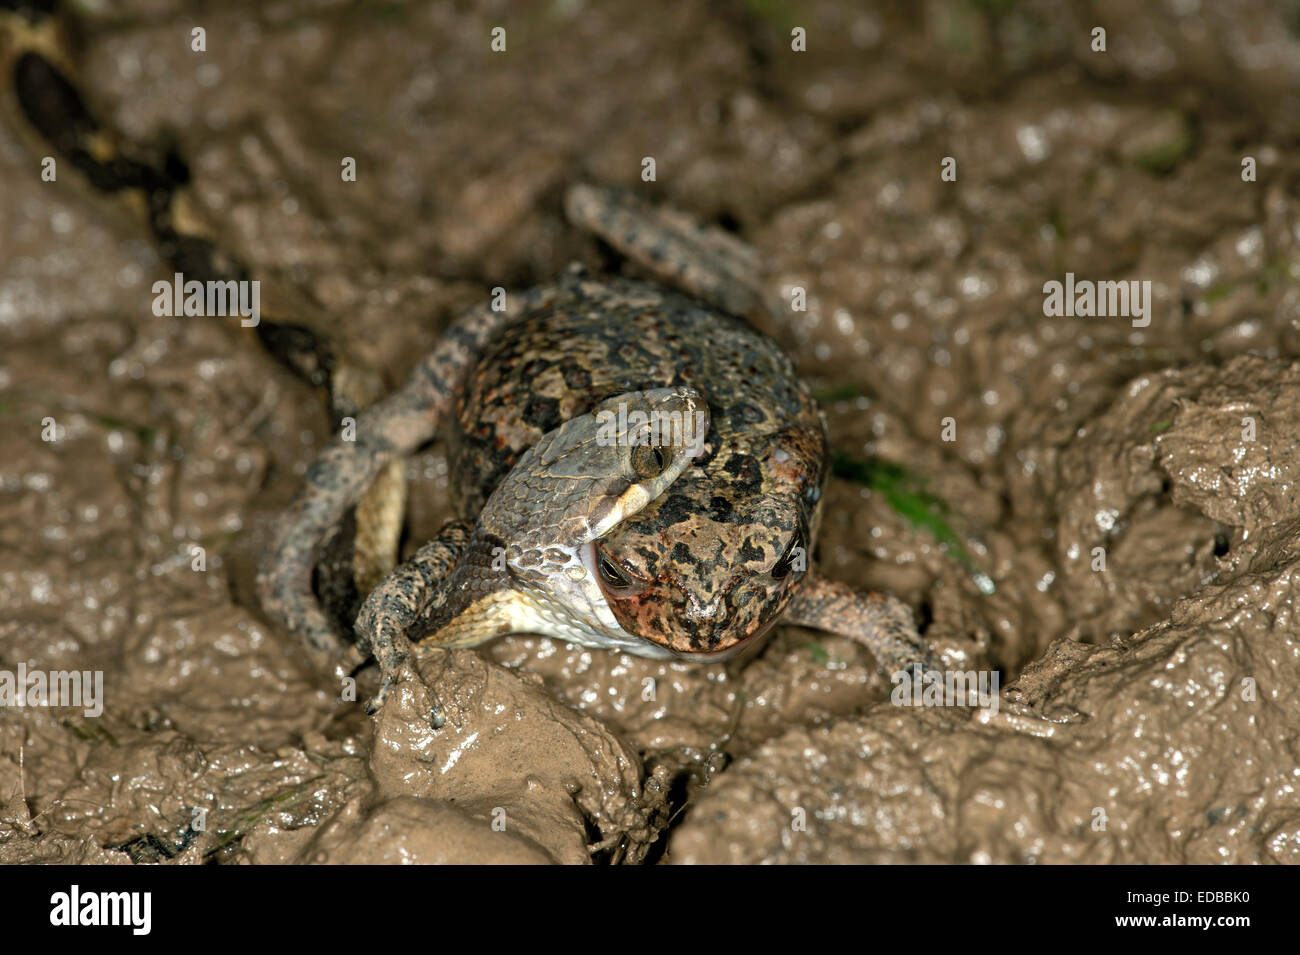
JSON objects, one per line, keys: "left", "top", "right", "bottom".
{"left": 783, "top": 576, "right": 939, "bottom": 677}
{"left": 350, "top": 520, "right": 471, "bottom": 715}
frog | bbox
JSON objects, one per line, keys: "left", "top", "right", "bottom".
{"left": 256, "top": 184, "right": 934, "bottom": 711}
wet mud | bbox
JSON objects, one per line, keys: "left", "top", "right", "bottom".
{"left": 2, "top": 0, "right": 1299, "bottom": 863}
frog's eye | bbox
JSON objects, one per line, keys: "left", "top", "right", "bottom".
{"left": 598, "top": 552, "right": 635, "bottom": 588}
{"left": 630, "top": 444, "right": 667, "bottom": 480}
{"left": 770, "top": 533, "right": 805, "bottom": 581}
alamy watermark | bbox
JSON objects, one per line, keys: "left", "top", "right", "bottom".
{"left": 1043, "top": 272, "right": 1151, "bottom": 327}
{"left": 594, "top": 401, "right": 708, "bottom": 450}
{"left": 0, "top": 663, "right": 103, "bottom": 718}
{"left": 891, "top": 666, "right": 1000, "bottom": 715}
{"left": 151, "top": 272, "right": 260, "bottom": 327}
{"left": 50, "top": 885, "right": 150, "bottom": 935}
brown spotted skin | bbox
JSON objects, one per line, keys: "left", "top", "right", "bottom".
{"left": 452, "top": 264, "right": 827, "bottom": 656}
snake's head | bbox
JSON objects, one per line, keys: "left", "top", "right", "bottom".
{"left": 481, "top": 385, "right": 709, "bottom": 566}
{"left": 578, "top": 386, "right": 711, "bottom": 539}
{"left": 473, "top": 386, "right": 711, "bottom": 653}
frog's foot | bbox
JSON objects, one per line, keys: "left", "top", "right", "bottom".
{"left": 257, "top": 298, "right": 525, "bottom": 665}
{"left": 353, "top": 520, "right": 473, "bottom": 718}
{"left": 784, "top": 577, "right": 941, "bottom": 678}
{"left": 565, "top": 183, "right": 764, "bottom": 320}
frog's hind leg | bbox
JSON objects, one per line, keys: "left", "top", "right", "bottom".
{"left": 312, "top": 362, "right": 409, "bottom": 634}
{"left": 565, "top": 184, "right": 767, "bottom": 319}
{"left": 783, "top": 577, "right": 940, "bottom": 678}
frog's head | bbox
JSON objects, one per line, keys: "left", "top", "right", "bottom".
{"left": 592, "top": 426, "right": 826, "bottom": 658}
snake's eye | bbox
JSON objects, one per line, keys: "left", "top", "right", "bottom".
{"left": 598, "top": 552, "right": 633, "bottom": 588}
{"left": 770, "top": 533, "right": 805, "bottom": 581}
{"left": 630, "top": 444, "right": 667, "bottom": 480}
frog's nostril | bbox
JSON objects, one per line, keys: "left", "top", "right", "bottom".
{"left": 675, "top": 574, "right": 748, "bottom": 633}
{"left": 601, "top": 567, "right": 769, "bottom": 657}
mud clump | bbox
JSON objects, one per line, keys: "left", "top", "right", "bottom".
{"left": 671, "top": 355, "right": 1300, "bottom": 863}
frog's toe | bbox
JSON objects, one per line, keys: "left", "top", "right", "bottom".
{"left": 362, "top": 661, "right": 407, "bottom": 714}
{"left": 363, "top": 665, "right": 447, "bottom": 729}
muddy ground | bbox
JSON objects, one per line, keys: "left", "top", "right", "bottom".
{"left": 2, "top": 0, "right": 1299, "bottom": 864}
